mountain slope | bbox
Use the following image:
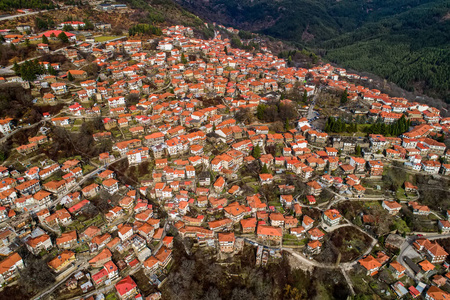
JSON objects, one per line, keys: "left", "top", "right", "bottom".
{"left": 176, "top": 0, "right": 450, "bottom": 102}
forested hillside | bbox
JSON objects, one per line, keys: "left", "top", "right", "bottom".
{"left": 175, "top": 0, "right": 450, "bottom": 102}
{"left": 0, "top": 0, "right": 55, "bottom": 11}
{"left": 121, "top": 0, "right": 204, "bottom": 28}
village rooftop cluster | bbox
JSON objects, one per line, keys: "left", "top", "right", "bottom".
{"left": 0, "top": 10, "right": 450, "bottom": 300}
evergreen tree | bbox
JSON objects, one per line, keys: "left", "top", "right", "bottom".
{"left": 256, "top": 104, "right": 266, "bottom": 120}
{"left": 355, "top": 145, "right": 361, "bottom": 156}
{"left": 224, "top": 46, "right": 228, "bottom": 55}
{"left": 63, "top": 24, "right": 74, "bottom": 32}
{"left": 67, "top": 71, "right": 74, "bottom": 81}
{"left": 42, "top": 35, "right": 49, "bottom": 44}
{"left": 181, "top": 53, "right": 187, "bottom": 64}
{"left": 252, "top": 144, "right": 261, "bottom": 159}
{"left": 25, "top": 38, "right": 30, "bottom": 47}
{"left": 13, "top": 62, "right": 20, "bottom": 76}
{"left": 83, "top": 19, "right": 94, "bottom": 30}
{"left": 58, "top": 32, "right": 69, "bottom": 43}
{"left": 284, "top": 119, "right": 290, "bottom": 131}
{"left": 261, "top": 163, "right": 270, "bottom": 174}
{"left": 48, "top": 65, "right": 57, "bottom": 76}
{"left": 19, "top": 59, "right": 44, "bottom": 81}
{"left": 340, "top": 89, "right": 348, "bottom": 104}
{"left": 302, "top": 90, "right": 307, "bottom": 102}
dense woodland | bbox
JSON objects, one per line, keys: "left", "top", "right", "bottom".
{"left": 161, "top": 238, "right": 352, "bottom": 300}
{"left": 175, "top": 0, "right": 450, "bottom": 103}
{"left": 325, "top": 115, "right": 411, "bottom": 136}
{"left": 123, "top": 0, "right": 204, "bottom": 28}
{"left": 0, "top": 0, "right": 55, "bottom": 11}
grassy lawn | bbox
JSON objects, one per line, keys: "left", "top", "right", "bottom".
{"left": 396, "top": 187, "right": 407, "bottom": 200}
{"left": 84, "top": 214, "right": 103, "bottom": 227}
{"left": 246, "top": 182, "right": 259, "bottom": 193}
{"left": 58, "top": 156, "right": 83, "bottom": 164}
{"left": 74, "top": 243, "right": 89, "bottom": 253}
{"left": 110, "top": 128, "right": 123, "bottom": 138}
{"left": 82, "top": 164, "right": 96, "bottom": 174}
{"left": 428, "top": 214, "right": 440, "bottom": 221}
{"left": 282, "top": 235, "right": 307, "bottom": 246}
{"left": 105, "top": 292, "right": 119, "bottom": 300}
{"left": 66, "top": 221, "right": 84, "bottom": 232}
{"left": 94, "top": 36, "right": 123, "bottom": 42}
{"left": 393, "top": 218, "right": 411, "bottom": 233}
{"left": 268, "top": 200, "right": 284, "bottom": 213}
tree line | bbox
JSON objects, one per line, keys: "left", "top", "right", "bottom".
{"left": 128, "top": 24, "right": 162, "bottom": 36}
{"left": 256, "top": 102, "right": 298, "bottom": 123}
{"left": 0, "top": 0, "right": 56, "bottom": 11}
{"left": 325, "top": 115, "right": 411, "bottom": 136}
{"left": 13, "top": 59, "right": 46, "bottom": 81}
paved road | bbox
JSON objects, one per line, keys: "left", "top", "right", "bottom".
{"left": 0, "top": 109, "right": 66, "bottom": 145}
{"left": 53, "top": 157, "right": 126, "bottom": 206}
{"left": 0, "top": 43, "right": 71, "bottom": 75}
{"left": 397, "top": 233, "right": 450, "bottom": 279}
{"left": 0, "top": 120, "right": 45, "bottom": 144}
{"left": 65, "top": 261, "right": 143, "bottom": 300}
{"left": 33, "top": 260, "right": 89, "bottom": 300}
{"left": 306, "top": 87, "right": 320, "bottom": 120}
{"left": 340, "top": 265, "right": 356, "bottom": 296}
{"left": 267, "top": 221, "right": 378, "bottom": 270}
{"left": 0, "top": 10, "right": 46, "bottom": 21}
{"left": 397, "top": 236, "right": 420, "bottom": 279}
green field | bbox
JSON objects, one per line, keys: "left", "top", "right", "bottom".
{"left": 94, "top": 36, "right": 124, "bottom": 42}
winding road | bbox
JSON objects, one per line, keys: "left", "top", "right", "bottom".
{"left": 280, "top": 220, "right": 378, "bottom": 295}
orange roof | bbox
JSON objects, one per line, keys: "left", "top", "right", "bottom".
{"left": 308, "top": 227, "right": 325, "bottom": 238}
{"left": 324, "top": 209, "right": 342, "bottom": 221}
{"left": 155, "top": 246, "right": 172, "bottom": 263}
{"left": 224, "top": 201, "right": 247, "bottom": 216}
{"left": 426, "top": 286, "right": 450, "bottom": 300}
{"left": 240, "top": 217, "right": 257, "bottom": 228}
{"left": 358, "top": 255, "right": 382, "bottom": 271}
{"left": 89, "top": 248, "right": 112, "bottom": 264}
{"left": 102, "top": 178, "right": 118, "bottom": 187}
{"left": 0, "top": 253, "right": 22, "bottom": 275}
{"left": 259, "top": 173, "right": 273, "bottom": 181}
{"left": 302, "top": 215, "right": 314, "bottom": 226}
{"left": 67, "top": 70, "right": 86, "bottom": 75}
{"left": 213, "top": 176, "right": 225, "bottom": 187}
{"left": 218, "top": 232, "right": 235, "bottom": 243}
{"left": 307, "top": 240, "right": 322, "bottom": 249}
{"left": 390, "top": 260, "right": 405, "bottom": 273}
{"left": 307, "top": 181, "right": 321, "bottom": 190}
{"left": 257, "top": 225, "right": 282, "bottom": 237}
{"left": 56, "top": 230, "right": 77, "bottom": 245}
{"left": 48, "top": 250, "right": 75, "bottom": 270}
{"left": 144, "top": 256, "right": 159, "bottom": 269}
{"left": 83, "top": 226, "right": 100, "bottom": 238}
{"left": 26, "top": 234, "right": 50, "bottom": 248}
{"left": 383, "top": 200, "right": 402, "bottom": 209}
{"left": 419, "top": 259, "right": 435, "bottom": 272}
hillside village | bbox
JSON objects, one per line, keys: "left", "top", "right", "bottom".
{"left": 1, "top": 4, "right": 450, "bottom": 300}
